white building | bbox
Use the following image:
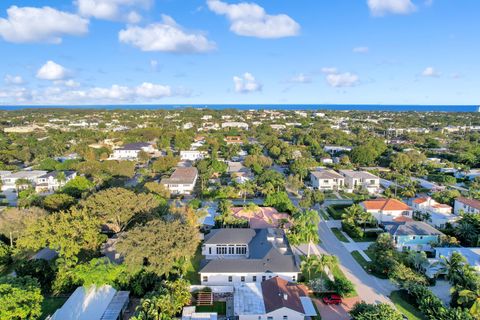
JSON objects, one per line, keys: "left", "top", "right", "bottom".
{"left": 361, "top": 198, "right": 413, "bottom": 223}
{"left": 180, "top": 150, "right": 208, "bottom": 162}
{"left": 160, "top": 167, "right": 198, "bottom": 195}
{"left": 0, "top": 170, "right": 48, "bottom": 191}
{"left": 35, "top": 171, "right": 77, "bottom": 194}
{"left": 339, "top": 170, "right": 381, "bottom": 194}
{"left": 221, "top": 122, "right": 249, "bottom": 130}
{"left": 454, "top": 197, "right": 480, "bottom": 215}
{"left": 310, "top": 170, "right": 344, "bottom": 190}
{"left": 323, "top": 146, "right": 352, "bottom": 154}
{"left": 234, "top": 277, "right": 316, "bottom": 320}
{"left": 412, "top": 197, "right": 458, "bottom": 228}
{"left": 109, "top": 142, "right": 156, "bottom": 161}
{"left": 199, "top": 229, "right": 299, "bottom": 286}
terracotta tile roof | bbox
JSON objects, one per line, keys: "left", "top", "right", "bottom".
{"left": 231, "top": 207, "right": 292, "bottom": 229}
{"left": 413, "top": 197, "right": 428, "bottom": 204}
{"left": 393, "top": 216, "right": 414, "bottom": 222}
{"left": 457, "top": 197, "right": 480, "bottom": 210}
{"left": 362, "top": 198, "right": 412, "bottom": 211}
{"left": 261, "top": 277, "right": 308, "bottom": 314}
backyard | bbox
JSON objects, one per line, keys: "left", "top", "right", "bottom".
{"left": 195, "top": 301, "right": 227, "bottom": 315}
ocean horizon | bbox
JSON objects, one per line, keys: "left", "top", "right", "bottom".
{"left": 0, "top": 104, "right": 478, "bottom": 112}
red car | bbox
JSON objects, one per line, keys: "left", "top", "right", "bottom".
{"left": 322, "top": 294, "right": 342, "bottom": 305}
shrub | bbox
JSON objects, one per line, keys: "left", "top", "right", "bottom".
{"left": 342, "top": 220, "right": 364, "bottom": 239}
{"left": 326, "top": 275, "right": 355, "bottom": 297}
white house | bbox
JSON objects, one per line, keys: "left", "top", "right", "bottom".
{"left": 160, "top": 167, "right": 198, "bottom": 195}
{"left": 0, "top": 170, "right": 47, "bottom": 191}
{"left": 323, "top": 146, "right": 352, "bottom": 155}
{"left": 35, "top": 171, "right": 77, "bottom": 194}
{"left": 310, "top": 170, "right": 344, "bottom": 190}
{"left": 361, "top": 198, "right": 413, "bottom": 223}
{"left": 109, "top": 142, "right": 156, "bottom": 161}
{"left": 199, "top": 229, "right": 299, "bottom": 286}
{"left": 221, "top": 122, "right": 249, "bottom": 130}
{"left": 340, "top": 170, "right": 381, "bottom": 194}
{"left": 234, "top": 277, "right": 316, "bottom": 320}
{"left": 427, "top": 247, "right": 480, "bottom": 278}
{"left": 454, "top": 197, "right": 480, "bottom": 215}
{"left": 412, "top": 197, "right": 458, "bottom": 228}
{"left": 50, "top": 285, "right": 129, "bottom": 320}
{"left": 180, "top": 150, "right": 208, "bottom": 162}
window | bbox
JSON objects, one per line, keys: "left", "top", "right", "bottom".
{"left": 228, "top": 276, "right": 233, "bottom": 282}
{"left": 216, "top": 245, "right": 227, "bottom": 255}
{"left": 241, "top": 276, "right": 245, "bottom": 282}
{"left": 262, "top": 276, "right": 266, "bottom": 281}
{"left": 253, "top": 276, "right": 257, "bottom": 282}
{"left": 267, "top": 317, "right": 273, "bottom": 320}
{"left": 236, "top": 245, "right": 247, "bottom": 255}
{"left": 228, "top": 245, "right": 235, "bottom": 254}
{"left": 283, "top": 316, "right": 288, "bottom": 320}
{"left": 202, "top": 276, "right": 208, "bottom": 282}
{"left": 208, "top": 247, "right": 211, "bottom": 255}
{"left": 292, "top": 275, "right": 296, "bottom": 282}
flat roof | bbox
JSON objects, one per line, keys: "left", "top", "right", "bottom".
{"left": 234, "top": 283, "right": 265, "bottom": 315}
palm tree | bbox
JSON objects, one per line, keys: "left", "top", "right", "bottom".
{"left": 436, "top": 252, "right": 467, "bottom": 285}
{"left": 301, "top": 255, "right": 320, "bottom": 281}
{"left": 358, "top": 210, "right": 374, "bottom": 232}
{"left": 455, "top": 221, "right": 478, "bottom": 247}
{"left": 457, "top": 289, "right": 480, "bottom": 318}
{"left": 342, "top": 204, "right": 363, "bottom": 225}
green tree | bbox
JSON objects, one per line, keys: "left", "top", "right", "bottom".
{"left": 144, "top": 182, "right": 171, "bottom": 199}
{"left": 43, "top": 193, "right": 75, "bottom": 212}
{"left": 0, "top": 207, "right": 47, "bottom": 247}
{"left": 264, "top": 191, "right": 295, "bottom": 213}
{"left": 350, "top": 302, "right": 403, "bottom": 320}
{"left": 80, "top": 188, "right": 161, "bottom": 233}
{"left": 62, "top": 176, "right": 95, "bottom": 198}
{"left": 116, "top": 219, "right": 200, "bottom": 276}
{"left": 0, "top": 276, "right": 43, "bottom": 320}
{"left": 151, "top": 155, "right": 179, "bottom": 174}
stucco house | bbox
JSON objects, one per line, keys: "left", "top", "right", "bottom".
{"left": 109, "top": 142, "right": 156, "bottom": 161}
{"left": 160, "top": 167, "right": 198, "bottom": 195}
{"left": 412, "top": 197, "right": 458, "bottom": 228}
{"left": 199, "top": 228, "right": 299, "bottom": 286}
{"left": 384, "top": 220, "right": 443, "bottom": 252}
{"left": 361, "top": 198, "right": 413, "bottom": 223}
{"left": 35, "top": 171, "right": 77, "bottom": 194}
{"left": 180, "top": 150, "right": 208, "bottom": 162}
{"left": 234, "top": 277, "right": 317, "bottom": 320}
{"left": 339, "top": 170, "right": 381, "bottom": 194}
{"left": 454, "top": 197, "right": 480, "bottom": 215}
{"left": 310, "top": 170, "right": 344, "bottom": 190}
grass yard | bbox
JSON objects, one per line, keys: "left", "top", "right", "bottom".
{"left": 390, "top": 290, "right": 426, "bottom": 320}
{"left": 331, "top": 228, "right": 349, "bottom": 242}
{"left": 330, "top": 262, "right": 357, "bottom": 298}
{"left": 196, "top": 301, "right": 227, "bottom": 315}
{"left": 350, "top": 250, "right": 370, "bottom": 271}
{"left": 40, "top": 296, "right": 68, "bottom": 320}
{"left": 184, "top": 246, "right": 203, "bottom": 285}
{"left": 350, "top": 234, "right": 379, "bottom": 242}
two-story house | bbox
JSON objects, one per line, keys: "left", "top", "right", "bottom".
{"left": 199, "top": 228, "right": 299, "bottom": 286}
{"left": 412, "top": 197, "right": 458, "bottom": 228}
{"left": 454, "top": 197, "right": 480, "bottom": 215}
{"left": 310, "top": 170, "right": 344, "bottom": 190}
{"left": 339, "top": 170, "right": 381, "bottom": 194}
{"left": 109, "top": 142, "right": 156, "bottom": 161}
{"left": 35, "top": 171, "right": 77, "bottom": 194}
{"left": 383, "top": 220, "right": 443, "bottom": 252}
{"left": 180, "top": 150, "right": 208, "bottom": 162}
{"left": 160, "top": 167, "right": 198, "bottom": 195}
{"left": 360, "top": 198, "right": 413, "bottom": 223}
{"left": 0, "top": 170, "right": 47, "bottom": 191}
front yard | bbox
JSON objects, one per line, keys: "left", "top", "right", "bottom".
{"left": 331, "top": 228, "right": 349, "bottom": 242}
{"left": 389, "top": 290, "right": 426, "bottom": 320}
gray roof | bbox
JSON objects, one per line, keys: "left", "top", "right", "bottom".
{"left": 161, "top": 167, "right": 198, "bottom": 185}
{"left": 385, "top": 221, "right": 443, "bottom": 236}
{"left": 38, "top": 170, "right": 76, "bottom": 179}
{"left": 311, "top": 170, "right": 343, "bottom": 180}
{"left": 101, "top": 291, "right": 129, "bottom": 320}
{"left": 340, "top": 170, "right": 379, "bottom": 179}
{"left": 118, "top": 142, "right": 151, "bottom": 150}
{"left": 200, "top": 229, "right": 299, "bottom": 274}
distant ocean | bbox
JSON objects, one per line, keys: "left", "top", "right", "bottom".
{"left": 0, "top": 104, "right": 478, "bottom": 112}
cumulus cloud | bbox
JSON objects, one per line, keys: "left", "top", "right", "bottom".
{"left": 36, "top": 61, "right": 70, "bottom": 81}
{"left": 0, "top": 82, "right": 189, "bottom": 104}
{"left": 353, "top": 46, "right": 369, "bottom": 53}
{"left": 0, "top": 6, "right": 88, "bottom": 44}
{"left": 207, "top": 0, "right": 300, "bottom": 39}
{"left": 367, "top": 0, "right": 417, "bottom": 16}
{"left": 119, "top": 15, "right": 216, "bottom": 53}
{"left": 289, "top": 73, "right": 312, "bottom": 84}
{"left": 4, "top": 74, "right": 24, "bottom": 85}
{"left": 233, "top": 72, "right": 262, "bottom": 93}
{"left": 321, "top": 67, "right": 359, "bottom": 87}
{"left": 76, "top": 0, "right": 150, "bottom": 22}
{"left": 422, "top": 67, "right": 440, "bottom": 77}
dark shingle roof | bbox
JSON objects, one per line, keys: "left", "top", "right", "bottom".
{"left": 385, "top": 221, "right": 443, "bottom": 236}
{"left": 118, "top": 142, "right": 151, "bottom": 150}
{"left": 262, "top": 277, "right": 308, "bottom": 313}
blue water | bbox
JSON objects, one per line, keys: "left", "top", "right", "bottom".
{"left": 0, "top": 104, "right": 478, "bottom": 112}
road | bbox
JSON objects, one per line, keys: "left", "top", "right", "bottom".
{"left": 317, "top": 216, "right": 396, "bottom": 305}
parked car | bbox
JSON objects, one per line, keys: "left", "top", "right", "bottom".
{"left": 322, "top": 294, "right": 342, "bottom": 305}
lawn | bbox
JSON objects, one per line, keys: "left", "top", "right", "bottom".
{"left": 184, "top": 246, "right": 203, "bottom": 285}
{"left": 331, "top": 228, "right": 349, "bottom": 242}
{"left": 350, "top": 250, "right": 370, "bottom": 271}
{"left": 40, "top": 296, "right": 68, "bottom": 319}
{"left": 390, "top": 290, "right": 426, "bottom": 320}
{"left": 330, "top": 263, "right": 357, "bottom": 298}
{"left": 196, "top": 301, "right": 227, "bottom": 315}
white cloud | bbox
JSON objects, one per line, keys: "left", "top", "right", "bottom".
{"left": 0, "top": 87, "right": 31, "bottom": 102}
{"left": 367, "top": 0, "right": 417, "bottom": 16}
{"left": 36, "top": 61, "right": 69, "bottom": 81}
{"left": 321, "top": 67, "right": 338, "bottom": 74}
{"left": 150, "top": 59, "right": 159, "bottom": 70}
{"left": 422, "top": 67, "right": 440, "bottom": 77}
{"left": 119, "top": 15, "right": 216, "bottom": 53}
{"left": 4, "top": 74, "right": 24, "bottom": 85}
{"left": 207, "top": 0, "right": 300, "bottom": 39}
{"left": 233, "top": 72, "right": 262, "bottom": 93}
{"left": 353, "top": 46, "right": 369, "bottom": 53}
{"left": 76, "top": 0, "right": 150, "bottom": 22}
{"left": 0, "top": 6, "right": 88, "bottom": 44}
{"left": 289, "top": 73, "right": 312, "bottom": 84}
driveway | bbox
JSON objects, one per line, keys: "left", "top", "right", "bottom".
{"left": 317, "top": 218, "right": 396, "bottom": 305}
{"left": 313, "top": 297, "right": 360, "bottom": 320}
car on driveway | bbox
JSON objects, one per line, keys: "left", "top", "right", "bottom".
{"left": 322, "top": 294, "right": 342, "bottom": 305}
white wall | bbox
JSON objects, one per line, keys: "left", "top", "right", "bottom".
{"left": 200, "top": 272, "right": 298, "bottom": 286}
{"left": 239, "top": 307, "right": 304, "bottom": 320}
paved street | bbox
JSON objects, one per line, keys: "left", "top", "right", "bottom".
{"left": 317, "top": 216, "right": 396, "bottom": 305}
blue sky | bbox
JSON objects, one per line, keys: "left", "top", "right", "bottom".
{"left": 0, "top": 0, "right": 479, "bottom": 105}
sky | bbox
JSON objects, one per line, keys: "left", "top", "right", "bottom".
{"left": 0, "top": 0, "right": 479, "bottom": 106}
